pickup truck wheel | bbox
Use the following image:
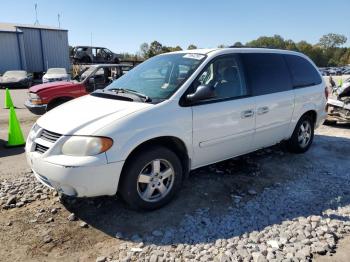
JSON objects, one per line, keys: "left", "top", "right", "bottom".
{"left": 287, "top": 115, "right": 314, "bottom": 153}
{"left": 119, "top": 146, "right": 183, "bottom": 210}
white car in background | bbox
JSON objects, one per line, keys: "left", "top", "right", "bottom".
{"left": 26, "top": 48, "right": 327, "bottom": 210}
{"left": 42, "top": 68, "right": 70, "bottom": 83}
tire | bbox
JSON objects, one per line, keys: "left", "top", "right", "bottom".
{"left": 287, "top": 114, "right": 314, "bottom": 153}
{"left": 119, "top": 146, "right": 183, "bottom": 210}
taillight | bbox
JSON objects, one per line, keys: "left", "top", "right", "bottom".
{"left": 324, "top": 86, "right": 329, "bottom": 99}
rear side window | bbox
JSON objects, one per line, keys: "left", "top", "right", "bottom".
{"left": 284, "top": 55, "right": 322, "bottom": 88}
{"left": 241, "top": 53, "right": 292, "bottom": 96}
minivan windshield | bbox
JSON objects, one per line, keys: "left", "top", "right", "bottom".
{"left": 106, "top": 53, "right": 206, "bottom": 100}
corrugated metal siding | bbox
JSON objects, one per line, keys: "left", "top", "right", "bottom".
{"left": 41, "top": 29, "right": 69, "bottom": 71}
{"left": 0, "top": 25, "right": 69, "bottom": 73}
{"left": 18, "top": 33, "right": 27, "bottom": 70}
{"left": 19, "top": 27, "right": 43, "bottom": 72}
{"left": 0, "top": 32, "right": 22, "bottom": 73}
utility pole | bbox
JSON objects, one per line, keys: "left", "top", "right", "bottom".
{"left": 34, "top": 3, "right": 39, "bottom": 25}
{"left": 57, "top": 13, "right": 61, "bottom": 28}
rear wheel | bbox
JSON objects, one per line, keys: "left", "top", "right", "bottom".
{"left": 287, "top": 115, "right": 314, "bottom": 153}
{"left": 119, "top": 146, "right": 183, "bottom": 210}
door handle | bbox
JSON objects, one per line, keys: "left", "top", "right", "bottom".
{"left": 241, "top": 109, "right": 255, "bottom": 118}
{"left": 257, "top": 106, "right": 269, "bottom": 115}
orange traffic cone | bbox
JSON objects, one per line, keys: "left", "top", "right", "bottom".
{"left": 6, "top": 106, "right": 25, "bottom": 147}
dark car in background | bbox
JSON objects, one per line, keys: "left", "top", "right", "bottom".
{"left": 71, "top": 46, "right": 121, "bottom": 64}
{"left": 0, "top": 70, "right": 32, "bottom": 88}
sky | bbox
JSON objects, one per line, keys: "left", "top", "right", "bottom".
{"left": 1, "top": 0, "right": 349, "bottom": 54}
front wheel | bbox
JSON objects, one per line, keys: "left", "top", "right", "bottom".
{"left": 287, "top": 115, "right": 314, "bottom": 153}
{"left": 119, "top": 146, "right": 183, "bottom": 210}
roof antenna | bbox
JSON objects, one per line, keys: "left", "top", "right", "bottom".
{"left": 34, "top": 3, "right": 39, "bottom": 25}
{"left": 57, "top": 13, "right": 61, "bottom": 28}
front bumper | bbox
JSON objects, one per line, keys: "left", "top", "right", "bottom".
{"left": 24, "top": 100, "right": 47, "bottom": 115}
{"left": 25, "top": 127, "right": 124, "bottom": 197}
{"left": 27, "top": 151, "right": 124, "bottom": 197}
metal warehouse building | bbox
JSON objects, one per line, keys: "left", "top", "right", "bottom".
{"left": 0, "top": 22, "right": 70, "bottom": 74}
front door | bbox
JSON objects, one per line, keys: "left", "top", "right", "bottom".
{"left": 191, "top": 55, "right": 256, "bottom": 168}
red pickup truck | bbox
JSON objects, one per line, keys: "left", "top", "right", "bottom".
{"left": 25, "top": 64, "right": 126, "bottom": 115}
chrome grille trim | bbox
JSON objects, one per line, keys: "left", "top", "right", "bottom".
{"left": 40, "top": 129, "right": 62, "bottom": 143}
{"left": 35, "top": 144, "right": 49, "bottom": 154}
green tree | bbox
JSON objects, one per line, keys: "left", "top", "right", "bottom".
{"left": 140, "top": 43, "right": 149, "bottom": 58}
{"left": 318, "top": 33, "right": 347, "bottom": 49}
{"left": 232, "top": 42, "right": 243, "bottom": 47}
{"left": 284, "top": 39, "right": 297, "bottom": 51}
{"left": 187, "top": 44, "right": 197, "bottom": 50}
{"left": 148, "top": 41, "right": 163, "bottom": 57}
{"left": 246, "top": 35, "right": 286, "bottom": 49}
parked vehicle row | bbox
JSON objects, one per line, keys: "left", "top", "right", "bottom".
{"left": 26, "top": 48, "right": 327, "bottom": 210}
{"left": 319, "top": 66, "right": 350, "bottom": 76}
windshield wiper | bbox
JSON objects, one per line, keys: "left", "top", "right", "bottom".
{"left": 110, "top": 88, "right": 152, "bottom": 102}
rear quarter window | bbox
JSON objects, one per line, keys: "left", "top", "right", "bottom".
{"left": 241, "top": 53, "right": 293, "bottom": 96}
{"left": 284, "top": 54, "right": 322, "bottom": 88}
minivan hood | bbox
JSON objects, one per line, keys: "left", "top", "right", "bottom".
{"left": 29, "top": 81, "right": 77, "bottom": 93}
{"left": 37, "top": 95, "right": 152, "bottom": 135}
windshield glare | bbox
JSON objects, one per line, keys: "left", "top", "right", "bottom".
{"left": 106, "top": 53, "right": 206, "bottom": 100}
{"left": 47, "top": 68, "right": 66, "bottom": 75}
{"left": 3, "top": 71, "right": 26, "bottom": 78}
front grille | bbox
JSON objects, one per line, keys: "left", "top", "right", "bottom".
{"left": 40, "top": 129, "right": 62, "bottom": 143}
{"left": 35, "top": 144, "right": 49, "bottom": 154}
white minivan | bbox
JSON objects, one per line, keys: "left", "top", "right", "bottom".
{"left": 26, "top": 48, "right": 327, "bottom": 210}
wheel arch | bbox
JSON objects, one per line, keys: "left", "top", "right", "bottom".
{"left": 118, "top": 136, "right": 190, "bottom": 190}
{"left": 47, "top": 96, "right": 74, "bottom": 110}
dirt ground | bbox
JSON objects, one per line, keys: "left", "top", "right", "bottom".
{"left": 1, "top": 96, "right": 350, "bottom": 261}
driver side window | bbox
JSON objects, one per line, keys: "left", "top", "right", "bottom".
{"left": 195, "top": 55, "right": 247, "bottom": 100}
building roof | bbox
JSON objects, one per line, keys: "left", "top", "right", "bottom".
{"left": 0, "top": 22, "right": 67, "bottom": 32}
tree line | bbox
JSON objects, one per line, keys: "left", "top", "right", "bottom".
{"left": 129, "top": 33, "right": 349, "bottom": 67}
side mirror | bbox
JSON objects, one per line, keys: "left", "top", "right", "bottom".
{"left": 186, "top": 85, "right": 215, "bottom": 103}
{"left": 86, "top": 77, "right": 95, "bottom": 92}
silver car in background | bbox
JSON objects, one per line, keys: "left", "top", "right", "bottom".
{"left": 42, "top": 68, "right": 70, "bottom": 83}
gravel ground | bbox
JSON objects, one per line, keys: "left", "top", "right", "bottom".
{"left": 0, "top": 123, "right": 350, "bottom": 261}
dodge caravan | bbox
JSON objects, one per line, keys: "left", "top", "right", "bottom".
{"left": 26, "top": 48, "right": 327, "bottom": 210}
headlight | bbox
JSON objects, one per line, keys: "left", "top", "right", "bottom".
{"left": 28, "top": 123, "right": 40, "bottom": 141}
{"left": 28, "top": 92, "right": 43, "bottom": 105}
{"left": 61, "top": 136, "right": 113, "bottom": 156}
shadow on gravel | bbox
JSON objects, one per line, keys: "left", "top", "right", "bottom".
{"left": 0, "top": 139, "right": 25, "bottom": 157}
{"left": 323, "top": 122, "right": 350, "bottom": 130}
{"left": 63, "top": 133, "right": 350, "bottom": 246}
